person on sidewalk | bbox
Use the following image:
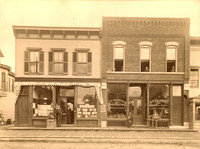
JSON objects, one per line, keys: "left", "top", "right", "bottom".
{"left": 151, "top": 110, "right": 159, "bottom": 128}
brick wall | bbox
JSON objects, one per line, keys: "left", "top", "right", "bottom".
{"left": 102, "top": 17, "right": 190, "bottom": 82}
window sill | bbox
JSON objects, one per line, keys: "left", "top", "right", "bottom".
{"left": 106, "top": 71, "right": 185, "bottom": 75}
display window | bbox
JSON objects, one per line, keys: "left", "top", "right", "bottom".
{"left": 76, "top": 86, "right": 97, "bottom": 118}
{"left": 107, "top": 83, "right": 127, "bottom": 119}
{"left": 149, "top": 84, "right": 169, "bottom": 119}
{"left": 195, "top": 103, "right": 200, "bottom": 120}
{"left": 32, "top": 86, "right": 53, "bottom": 118}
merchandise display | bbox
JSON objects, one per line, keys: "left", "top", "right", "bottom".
{"left": 77, "top": 104, "right": 97, "bottom": 118}
{"left": 108, "top": 99, "right": 126, "bottom": 119}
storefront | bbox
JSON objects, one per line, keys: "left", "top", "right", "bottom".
{"left": 106, "top": 82, "right": 184, "bottom": 127}
{"left": 15, "top": 82, "right": 103, "bottom": 127}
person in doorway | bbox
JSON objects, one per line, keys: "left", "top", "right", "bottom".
{"left": 151, "top": 110, "right": 159, "bottom": 128}
{"left": 127, "top": 100, "right": 134, "bottom": 127}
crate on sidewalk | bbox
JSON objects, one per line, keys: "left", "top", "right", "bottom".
{"left": 46, "top": 119, "right": 56, "bottom": 128}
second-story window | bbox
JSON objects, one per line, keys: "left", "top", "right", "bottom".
{"left": 140, "top": 46, "right": 150, "bottom": 72}
{"left": 1, "top": 72, "right": 6, "bottom": 90}
{"left": 166, "top": 42, "right": 178, "bottom": 72}
{"left": 112, "top": 41, "right": 126, "bottom": 72}
{"left": 73, "top": 49, "right": 92, "bottom": 75}
{"left": 49, "top": 49, "right": 68, "bottom": 75}
{"left": 30, "top": 51, "right": 39, "bottom": 73}
{"left": 139, "top": 41, "right": 152, "bottom": 72}
{"left": 24, "top": 48, "right": 44, "bottom": 75}
{"left": 114, "top": 46, "right": 124, "bottom": 71}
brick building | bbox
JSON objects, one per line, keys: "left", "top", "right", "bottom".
{"left": 13, "top": 26, "right": 102, "bottom": 127}
{"left": 101, "top": 17, "right": 190, "bottom": 128}
{"left": 0, "top": 49, "right": 15, "bottom": 123}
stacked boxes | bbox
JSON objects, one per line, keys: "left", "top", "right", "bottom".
{"left": 77, "top": 104, "right": 97, "bottom": 118}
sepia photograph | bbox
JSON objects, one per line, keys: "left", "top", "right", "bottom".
{"left": 0, "top": 0, "right": 200, "bottom": 148}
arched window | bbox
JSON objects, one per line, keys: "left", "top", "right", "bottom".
{"left": 113, "top": 41, "right": 126, "bottom": 72}
{"left": 165, "top": 42, "right": 179, "bottom": 72}
{"left": 139, "top": 41, "right": 152, "bottom": 72}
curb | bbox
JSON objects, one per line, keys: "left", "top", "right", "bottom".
{"left": 0, "top": 137, "right": 200, "bottom": 145}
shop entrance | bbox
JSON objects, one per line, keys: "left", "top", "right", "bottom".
{"left": 128, "top": 84, "right": 146, "bottom": 126}
{"left": 129, "top": 97, "right": 145, "bottom": 125}
{"left": 59, "top": 87, "right": 75, "bottom": 125}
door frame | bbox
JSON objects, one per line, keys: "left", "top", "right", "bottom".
{"left": 58, "top": 86, "right": 76, "bottom": 126}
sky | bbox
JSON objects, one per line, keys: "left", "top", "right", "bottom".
{"left": 0, "top": 0, "right": 200, "bottom": 72}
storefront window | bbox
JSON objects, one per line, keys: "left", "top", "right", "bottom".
{"left": 76, "top": 86, "right": 97, "bottom": 118}
{"left": 107, "top": 83, "right": 127, "bottom": 118}
{"left": 195, "top": 103, "right": 200, "bottom": 120}
{"left": 33, "top": 86, "right": 53, "bottom": 117}
{"left": 149, "top": 84, "right": 169, "bottom": 119}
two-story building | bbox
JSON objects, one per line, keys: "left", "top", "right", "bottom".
{"left": 13, "top": 26, "right": 102, "bottom": 127}
{"left": 0, "top": 49, "right": 15, "bottom": 124}
{"left": 101, "top": 17, "right": 190, "bottom": 128}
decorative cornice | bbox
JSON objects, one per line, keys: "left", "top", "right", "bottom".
{"left": 165, "top": 42, "right": 179, "bottom": 47}
{"left": 13, "top": 25, "right": 101, "bottom": 40}
{"left": 139, "top": 41, "right": 153, "bottom": 47}
{"left": 112, "top": 41, "right": 126, "bottom": 46}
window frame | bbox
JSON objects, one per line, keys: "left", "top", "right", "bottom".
{"left": 139, "top": 41, "right": 152, "bottom": 72}
{"left": 112, "top": 41, "right": 126, "bottom": 72}
{"left": 49, "top": 48, "right": 68, "bottom": 75}
{"left": 190, "top": 69, "right": 199, "bottom": 88}
{"left": 165, "top": 42, "right": 179, "bottom": 72}
{"left": 24, "top": 48, "right": 44, "bottom": 75}
{"left": 1, "top": 72, "right": 6, "bottom": 90}
{"left": 73, "top": 48, "right": 92, "bottom": 75}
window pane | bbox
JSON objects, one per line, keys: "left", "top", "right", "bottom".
{"left": 107, "top": 83, "right": 127, "bottom": 118}
{"left": 78, "top": 52, "right": 87, "bottom": 63}
{"left": 54, "top": 63, "right": 63, "bottom": 73}
{"left": 167, "top": 48, "right": 176, "bottom": 60}
{"left": 114, "top": 47, "right": 124, "bottom": 59}
{"left": 77, "top": 87, "right": 97, "bottom": 118}
{"left": 78, "top": 63, "right": 87, "bottom": 74}
{"left": 141, "top": 61, "right": 149, "bottom": 72}
{"left": 114, "top": 60, "right": 123, "bottom": 71}
{"left": 190, "top": 69, "right": 199, "bottom": 87}
{"left": 149, "top": 84, "right": 169, "bottom": 119}
{"left": 30, "top": 63, "right": 39, "bottom": 73}
{"left": 54, "top": 52, "right": 63, "bottom": 62}
{"left": 141, "top": 47, "right": 150, "bottom": 60}
{"left": 167, "top": 61, "right": 176, "bottom": 72}
{"left": 30, "top": 52, "right": 39, "bottom": 62}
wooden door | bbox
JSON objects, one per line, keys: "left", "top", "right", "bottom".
{"left": 172, "top": 97, "right": 183, "bottom": 125}
{"left": 15, "top": 86, "right": 30, "bottom": 126}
